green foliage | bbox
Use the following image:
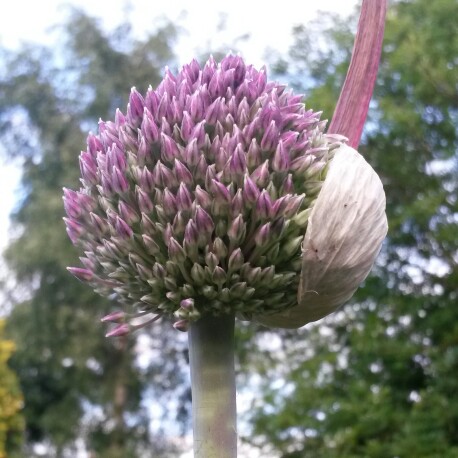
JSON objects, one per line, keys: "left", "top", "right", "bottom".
{"left": 244, "top": 1, "right": 458, "bottom": 456}
{"left": 0, "top": 320, "right": 24, "bottom": 458}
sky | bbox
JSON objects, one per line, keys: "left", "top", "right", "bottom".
{"left": 0, "top": 0, "right": 357, "bottom": 251}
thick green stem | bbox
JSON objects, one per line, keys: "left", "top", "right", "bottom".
{"left": 188, "top": 313, "right": 237, "bottom": 458}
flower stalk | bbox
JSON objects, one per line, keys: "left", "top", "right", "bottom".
{"left": 329, "top": 0, "right": 387, "bottom": 147}
{"left": 188, "top": 313, "right": 237, "bottom": 458}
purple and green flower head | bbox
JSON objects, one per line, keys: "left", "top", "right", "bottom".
{"left": 64, "top": 45, "right": 387, "bottom": 336}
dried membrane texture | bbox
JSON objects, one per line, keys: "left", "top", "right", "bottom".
{"left": 254, "top": 145, "right": 388, "bottom": 328}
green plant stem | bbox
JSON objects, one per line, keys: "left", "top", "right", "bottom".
{"left": 188, "top": 313, "right": 237, "bottom": 458}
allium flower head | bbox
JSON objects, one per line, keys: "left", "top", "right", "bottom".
{"left": 64, "top": 55, "right": 387, "bottom": 335}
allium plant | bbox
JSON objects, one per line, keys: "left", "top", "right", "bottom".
{"left": 64, "top": 1, "right": 387, "bottom": 456}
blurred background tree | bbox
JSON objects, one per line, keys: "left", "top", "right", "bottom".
{"left": 0, "top": 9, "right": 187, "bottom": 457}
{"left": 0, "top": 319, "right": 24, "bottom": 458}
{"left": 0, "top": 0, "right": 457, "bottom": 457}
{"left": 242, "top": 0, "right": 458, "bottom": 456}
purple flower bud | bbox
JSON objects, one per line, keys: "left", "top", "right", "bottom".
{"left": 194, "top": 154, "right": 208, "bottom": 183}
{"left": 137, "top": 167, "right": 154, "bottom": 193}
{"left": 191, "top": 121, "right": 206, "bottom": 148}
{"left": 172, "top": 211, "right": 187, "bottom": 237}
{"left": 205, "top": 251, "right": 219, "bottom": 272}
{"left": 106, "top": 323, "right": 130, "bottom": 338}
{"left": 115, "top": 216, "right": 133, "bottom": 239}
{"left": 177, "top": 298, "right": 192, "bottom": 310}
{"left": 64, "top": 217, "right": 84, "bottom": 243}
{"left": 280, "top": 131, "right": 299, "bottom": 150}
{"left": 163, "top": 223, "right": 173, "bottom": 245}
{"left": 157, "top": 92, "right": 169, "bottom": 120}
{"left": 100, "top": 173, "right": 113, "bottom": 196}
{"left": 194, "top": 185, "right": 212, "bottom": 210}
{"left": 304, "top": 160, "right": 327, "bottom": 179}
{"left": 141, "top": 108, "right": 160, "bottom": 143}
{"left": 228, "top": 248, "right": 244, "bottom": 271}
{"left": 160, "top": 133, "right": 180, "bottom": 163}
{"left": 168, "top": 237, "right": 186, "bottom": 263}
{"left": 176, "top": 183, "right": 193, "bottom": 211}
{"left": 180, "top": 111, "right": 194, "bottom": 142}
{"left": 204, "top": 164, "right": 217, "bottom": 191}
{"left": 128, "top": 87, "right": 145, "bottom": 122}
{"left": 247, "top": 139, "right": 261, "bottom": 168}
{"left": 230, "top": 144, "right": 247, "bottom": 177}
{"left": 195, "top": 206, "right": 215, "bottom": 234}
{"left": 227, "top": 214, "right": 246, "bottom": 244}
{"left": 136, "top": 186, "right": 154, "bottom": 214}
{"left": 136, "top": 263, "right": 152, "bottom": 281}
{"left": 211, "top": 179, "right": 231, "bottom": 205}
{"left": 173, "top": 320, "right": 189, "bottom": 332}
{"left": 271, "top": 196, "right": 289, "bottom": 218}
{"left": 291, "top": 155, "right": 314, "bottom": 173}
{"left": 184, "top": 138, "right": 200, "bottom": 166}
{"left": 173, "top": 159, "right": 193, "bottom": 185}
{"left": 212, "top": 266, "right": 226, "bottom": 286}
{"left": 115, "top": 108, "right": 125, "bottom": 128}
{"left": 191, "top": 263, "right": 206, "bottom": 285}
{"left": 145, "top": 86, "right": 159, "bottom": 114}
{"left": 79, "top": 152, "right": 98, "bottom": 185}
{"left": 62, "top": 189, "right": 81, "bottom": 219}
{"left": 189, "top": 91, "right": 204, "bottom": 120}
{"left": 89, "top": 212, "right": 108, "bottom": 235}
{"left": 255, "top": 222, "right": 271, "bottom": 247}
{"left": 272, "top": 140, "right": 290, "bottom": 172}
{"left": 118, "top": 201, "right": 140, "bottom": 225}
{"left": 101, "top": 311, "right": 125, "bottom": 323}
{"left": 284, "top": 194, "right": 305, "bottom": 218}
{"left": 281, "top": 174, "right": 294, "bottom": 194}
{"left": 231, "top": 189, "right": 244, "bottom": 217}
{"left": 206, "top": 97, "right": 225, "bottom": 124}
{"left": 212, "top": 237, "right": 228, "bottom": 259}
{"left": 251, "top": 161, "right": 270, "bottom": 188}
{"left": 67, "top": 267, "right": 94, "bottom": 282}
{"left": 243, "top": 174, "right": 260, "bottom": 204}
{"left": 87, "top": 133, "right": 103, "bottom": 157}
{"left": 163, "top": 188, "right": 178, "bottom": 215}
{"left": 119, "top": 125, "right": 138, "bottom": 152}
{"left": 140, "top": 212, "right": 156, "bottom": 234}
{"left": 261, "top": 120, "right": 279, "bottom": 150}
{"left": 134, "top": 135, "right": 146, "bottom": 166}
{"left": 112, "top": 166, "right": 129, "bottom": 194}
{"left": 256, "top": 190, "right": 273, "bottom": 219}
{"left": 215, "top": 146, "right": 229, "bottom": 172}
{"left": 163, "top": 68, "right": 177, "bottom": 94}
{"left": 142, "top": 234, "right": 161, "bottom": 256}
{"left": 184, "top": 220, "right": 199, "bottom": 246}
{"left": 107, "top": 144, "right": 127, "bottom": 171}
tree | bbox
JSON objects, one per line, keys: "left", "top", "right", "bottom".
{"left": 244, "top": 0, "right": 458, "bottom": 456}
{"left": 0, "top": 10, "right": 186, "bottom": 457}
{"left": 0, "top": 320, "right": 24, "bottom": 458}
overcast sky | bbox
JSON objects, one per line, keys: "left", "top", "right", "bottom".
{"left": 0, "top": 0, "right": 357, "bottom": 250}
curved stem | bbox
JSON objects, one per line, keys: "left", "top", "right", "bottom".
{"left": 328, "top": 0, "right": 387, "bottom": 148}
{"left": 188, "top": 313, "right": 237, "bottom": 458}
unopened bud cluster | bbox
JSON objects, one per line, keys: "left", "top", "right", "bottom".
{"left": 64, "top": 55, "right": 345, "bottom": 334}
